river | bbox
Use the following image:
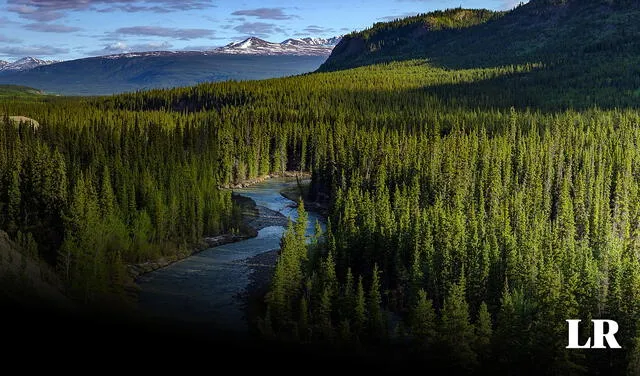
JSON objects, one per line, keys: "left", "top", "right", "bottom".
{"left": 136, "top": 178, "right": 325, "bottom": 336}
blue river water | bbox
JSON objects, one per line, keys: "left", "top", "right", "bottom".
{"left": 136, "top": 178, "right": 325, "bottom": 334}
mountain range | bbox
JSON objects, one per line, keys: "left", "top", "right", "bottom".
{"left": 0, "top": 57, "right": 59, "bottom": 73}
{"left": 0, "top": 54, "right": 329, "bottom": 96}
{"left": 213, "top": 36, "right": 341, "bottom": 56}
{"left": 0, "top": 36, "right": 341, "bottom": 75}
{"left": 0, "top": 36, "right": 341, "bottom": 96}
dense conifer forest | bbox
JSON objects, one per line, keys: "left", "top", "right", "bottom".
{"left": 2, "top": 0, "right": 640, "bottom": 374}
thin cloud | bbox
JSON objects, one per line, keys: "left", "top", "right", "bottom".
{"left": 0, "top": 34, "right": 22, "bottom": 43}
{"left": 377, "top": 12, "right": 419, "bottom": 22}
{"left": 98, "top": 4, "right": 211, "bottom": 13}
{"left": 96, "top": 41, "right": 129, "bottom": 55}
{"left": 231, "top": 8, "right": 297, "bottom": 20}
{"left": 302, "top": 25, "right": 336, "bottom": 35}
{"left": 233, "top": 22, "right": 284, "bottom": 37}
{"left": 24, "top": 23, "right": 83, "bottom": 33}
{"left": 7, "top": 5, "right": 64, "bottom": 21}
{"left": 6, "top": 0, "right": 215, "bottom": 20}
{"left": 87, "top": 40, "right": 173, "bottom": 56}
{"left": 0, "top": 45, "right": 69, "bottom": 58}
{"left": 114, "top": 26, "right": 214, "bottom": 40}
{"left": 395, "top": 0, "right": 528, "bottom": 10}
{"left": 0, "top": 16, "right": 19, "bottom": 26}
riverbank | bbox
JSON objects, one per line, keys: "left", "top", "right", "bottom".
{"left": 219, "top": 171, "right": 311, "bottom": 189}
{"left": 241, "top": 249, "right": 279, "bottom": 335}
{"left": 135, "top": 177, "right": 323, "bottom": 332}
{"left": 240, "top": 180, "right": 329, "bottom": 334}
{"left": 126, "top": 172, "right": 307, "bottom": 299}
{"left": 125, "top": 233, "right": 253, "bottom": 282}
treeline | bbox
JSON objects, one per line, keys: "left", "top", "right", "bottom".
{"left": 320, "top": 1, "right": 640, "bottom": 81}
{"left": 112, "top": 63, "right": 640, "bottom": 374}
{"left": 263, "top": 108, "right": 640, "bottom": 374}
{"left": 0, "top": 101, "right": 316, "bottom": 301}
{"left": 353, "top": 8, "right": 501, "bottom": 41}
{"left": 2, "top": 51, "right": 640, "bottom": 373}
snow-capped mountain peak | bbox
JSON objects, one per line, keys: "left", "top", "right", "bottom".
{"left": 301, "top": 37, "right": 328, "bottom": 45}
{"left": 0, "top": 57, "right": 60, "bottom": 73}
{"left": 213, "top": 36, "right": 342, "bottom": 56}
{"left": 281, "top": 38, "right": 307, "bottom": 46}
{"left": 282, "top": 37, "right": 340, "bottom": 47}
{"left": 224, "top": 37, "right": 270, "bottom": 48}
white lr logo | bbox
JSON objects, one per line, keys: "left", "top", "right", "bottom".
{"left": 566, "top": 319, "right": 621, "bottom": 349}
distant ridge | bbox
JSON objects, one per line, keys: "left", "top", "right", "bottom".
{"left": 0, "top": 57, "right": 60, "bottom": 73}
{"left": 0, "top": 35, "right": 341, "bottom": 78}
{"left": 0, "top": 54, "right": 328, "bottom": 96}
{"left": 211, "top": 36, "right": 342, "bottom": 56}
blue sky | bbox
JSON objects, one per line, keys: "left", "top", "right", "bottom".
{"left": 0, "top": 0, "right": 528, "bottom": 61}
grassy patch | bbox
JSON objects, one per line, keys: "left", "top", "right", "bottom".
{"left": 0, "top": 85, "right": 45, "bottom": 99}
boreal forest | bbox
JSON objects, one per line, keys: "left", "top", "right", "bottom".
{"left": 2, "top": 0, "right": 640, "bottom": 374}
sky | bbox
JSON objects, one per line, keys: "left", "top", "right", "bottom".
{"left": 0, "top": 0, "right": 528, "bottom": 61}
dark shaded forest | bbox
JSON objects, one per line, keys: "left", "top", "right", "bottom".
{"left": 3, "top": 1, "right": 640, "bottom": 374}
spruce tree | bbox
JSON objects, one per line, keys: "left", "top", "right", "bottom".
{"left": 475, "top": 302, "right": 493, "bottom": 362}
{"left": 368, "top": 263, "right": 384, "bottom": 338}
{"left": 628, "top": 326, "right": 640, "bottom": 376}
{"left": 410, "top": 288, "right": 437, "bottom": 348}
{"left": 440, "top": 276, "right": 477, "bottom": 370}
{"left": 354, "top": 275, "right": 367, "bottom": 336}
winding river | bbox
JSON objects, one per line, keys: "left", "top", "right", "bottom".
{"left": 136, "top": 178, "right": 325, "bottom": 335}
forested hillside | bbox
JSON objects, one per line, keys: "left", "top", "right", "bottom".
{"left": 322, "top": 0, "right": 640, "bottom": 71}
{"left": 2, "top": 0, "right": 640, "bottom": 374}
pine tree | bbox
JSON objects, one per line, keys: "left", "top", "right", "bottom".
{"left": 7, "top": 169, "right": 20, "bottom": 233}
{"left": 475, "top": 302, "right": 493, "bottom": 359}
{"left": 267, "top": 217, "right": 304, "bottom": 326}
{"left": 410, "top": 288, "right": 437, "bottom": 347}
{"left": 322, "top": 250, "right": 338, "bottom": 297}
{"left": 440, "top": 276, "right": 477, "bottom": 370}
{"left": 628, "top": 326, "right": 640, "bottom": 376}
{"left": 368, "top": 263, "right": 384, "bottom": 338}
{"left": 299, "top": 297, "right": 309, "bottom": 341}
{"left": 340, "top": 267, "right": 355, "bottom": 319}
{"left": 294, "top": 199, "right": 309, "bottom": 268}
{"left": 99, "top": 166, "right": 116, "bottom": 218}
{"left": 338, "top": 319, "right": 352, "bottom": 345}
{"left": 354, "top": 275, "right": 367, "bottom": 336}
{"left": 295, "top": 199, "right": 309, "bottom": 241}
{"left": 318, "top": 285, "right": 334, "bottom": 340}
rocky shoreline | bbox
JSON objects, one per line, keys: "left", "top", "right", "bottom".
{"left": 219, "top": 171, "right": 311, "bottom": 190}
